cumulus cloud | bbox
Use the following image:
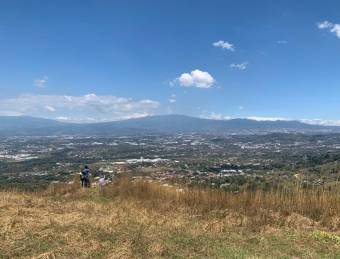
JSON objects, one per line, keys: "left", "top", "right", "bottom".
{"left": 0, "top": 94, "right": 160, "bottom": 123}
{"left": 230, "top": 62, "right": 248, "bottom": 71}
{"left": 317, "top": 20, "right": 340, "bottom": 38}
{"left": 331, "top": 24, "right": 340, "bottom": 38}
{"left": 175, "top": 69, "right": 215, "bottom": 88}
{"left": 34, "top": 76, "right": 48, "bottom": 88}
{"left": 318, "top": 20, "right": 333, "bottom": 29}
{"left": 213, "top": 40, "right": 235, "bottom": 51}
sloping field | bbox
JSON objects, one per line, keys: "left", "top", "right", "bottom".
{"left": 0, "top": 179, "right": 339, "bottom": 258}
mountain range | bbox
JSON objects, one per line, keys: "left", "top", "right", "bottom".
{"left": 0, "top": 115, "right": 338, "bottom": 136}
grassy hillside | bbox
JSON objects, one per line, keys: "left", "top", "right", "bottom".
{"left": 0, "top": 178, "right": 339, "bottom": 258}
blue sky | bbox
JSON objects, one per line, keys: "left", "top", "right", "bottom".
{"left": 1, "top": 0, "right": 340, "bottom": 124}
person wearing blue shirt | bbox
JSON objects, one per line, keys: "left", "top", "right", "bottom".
{"left": 81, "top": 165, "right": 90, "bottom": 188}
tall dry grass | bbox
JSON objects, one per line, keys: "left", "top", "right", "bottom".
{"left": 1, "top": 176, "right": 339, "bottom": 258}
{"left": 2, "top": 187, "right": 339, "bottom": 258}
{"left": 100, "top": 177, "right": 340, "bottom": 230}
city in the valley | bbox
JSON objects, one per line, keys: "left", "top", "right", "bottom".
{"left": 2, "top": 132, "right": 340, "bottom": 191}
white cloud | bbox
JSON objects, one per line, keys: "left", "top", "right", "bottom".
{"left": 213, "top": 40, "right": 235, "bottom": 51}
{"left": 202, "top": 113, "right": 340, "bottom": 126}
{"left": 0, "top": 94, "right": 160, "bottom": 123}
{"left": 202, "top": 113, "right": 289, "bottom": 121}
{"left": 178, "top": 73, "right": 193, "bottom": 87}
{"left": 168, "top": 94, "right": 176, "bottom": 103}
{"left": 246, "top": 116, "right": 289, "bottom": 121}
{"left": 203, "top": 113, "right": 232, "bottom": 120}
{"left": 317, "top": 20, "right": 340, "bottom": 38}
{"left": 176, "top": 69, "right": 215, "bottom": 88}
{"left": 204, "top": 114, "right": 340, "bottom": 126}
{"left": 301, "top": 119, "right": 340, "bottom": 126}
{"left": 56, "top": 116, "right": 69, "bottom": 121}
{"left": 318, "top": 20, "right": 333, "bottom": 29}
{"left": 277, "top": 40, "right": 288, "bottom": 44}
{"left": 45, "top": 105, "right": 56, "bottom": 112}
{"left": 230, "top": 62, "right": 248, "bottom": 71}
{"left": 238, "top": 105, "right": 244, "bottom": 110}
{"left": 330, "top": 24, "right": 340, "bottom": 38}
{"left": 34, "top": 76, "right": 48, "bottom": 88}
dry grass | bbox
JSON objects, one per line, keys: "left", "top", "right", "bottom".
{"left": 0, "top": 177, "right": 339, "bottom": 258}
{"left": 101, "top": 177, "right": 340, "bottom": 230}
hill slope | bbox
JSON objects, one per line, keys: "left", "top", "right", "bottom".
{"left": 0, "top": 180, "right": 339, "bottom": 258}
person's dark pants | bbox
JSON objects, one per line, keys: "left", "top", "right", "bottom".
{"left": 81, "top": 177, "right": 90, "bottom": 188}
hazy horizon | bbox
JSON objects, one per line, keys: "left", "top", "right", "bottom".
{"left": 2, "top": 113, "right": 340, "bottom": 127}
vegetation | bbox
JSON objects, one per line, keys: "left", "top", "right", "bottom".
{"left": 0, "top": 177, "right": 339, "bottom": 258}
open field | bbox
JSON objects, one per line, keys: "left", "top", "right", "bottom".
{"left": 0, "top": 178, "right": 340, "bottom": 258}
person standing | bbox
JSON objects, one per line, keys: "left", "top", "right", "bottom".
{"left": 81, "top": 165, "right": 90, "bottom": 188}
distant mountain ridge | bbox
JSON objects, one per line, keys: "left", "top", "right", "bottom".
{"left": 0, "top": 115, "right": 338, "bottom": 136}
